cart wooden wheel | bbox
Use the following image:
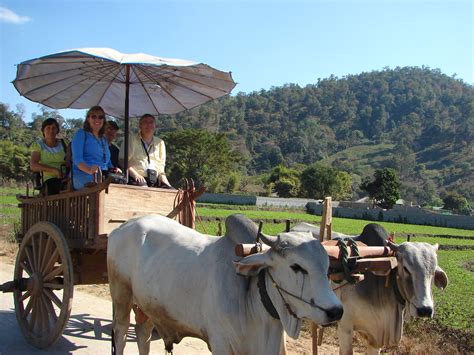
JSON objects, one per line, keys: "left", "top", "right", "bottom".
{"left": 13, "top": 222, "right": 74, "bottom": 348}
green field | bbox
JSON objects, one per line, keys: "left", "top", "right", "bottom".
{"left": 434, "top": 250, "right": 474, "bottom": 331}
{"left": 197, "top": 206, "right": 474, "bottom": 237}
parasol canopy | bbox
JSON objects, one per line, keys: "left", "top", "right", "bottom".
{"left": 12, "top": 47, "right": 236, "bottom": 118}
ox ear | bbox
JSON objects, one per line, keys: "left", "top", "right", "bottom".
{"left": 234, "top": 252, "right": 272, "bottom": 276}
{"left": 432, "top": 243, "right": 439, "bottom": 251}
{"left": 434, "top": 266, "right": 448, "bottom": 290}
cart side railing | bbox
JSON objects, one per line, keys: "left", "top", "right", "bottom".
{"left": 17, "top": 182, "right": 108, "bottom": 249}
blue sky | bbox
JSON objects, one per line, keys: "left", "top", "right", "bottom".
{"left": 1, "top": 0, "right": 472, "bottom": 121}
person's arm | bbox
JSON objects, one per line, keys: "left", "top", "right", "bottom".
{"left": 72, "top": 130, "right": 99, "bottom": 175}
{"left": 30, "top": 150, "right": 61, "bottom": 178}
{"left": 157, "top": 139, "right": 172, "bottom": 187}
{"left": 152, "top": 139, "right": 166, "bottom": 173}
{"left": 128, "top": 166, "right": 145, "bottom": 183}
{"left": 120, "top": 136, "right": 142, "bottom": 181}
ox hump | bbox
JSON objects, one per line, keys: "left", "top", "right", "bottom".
{"left": 224, "top": 214, "right": 259, "bottom": 244}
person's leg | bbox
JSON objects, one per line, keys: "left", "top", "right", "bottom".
{"left": 44, "top": 178, "right": 62, "bottom": 195}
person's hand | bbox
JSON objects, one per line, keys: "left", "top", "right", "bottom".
{"left": 135, "top": 174, "right": 146, "bottom": 184}
{"left": 88, "top": 165, "right": 99, "bottom": 175}
{"left": 52, "top": 168, "right": 62, "bottom": 178}
{"left": 110, "top": 167, "right": 122, "bottom": 174}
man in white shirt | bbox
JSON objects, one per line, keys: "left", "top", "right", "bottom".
{"left": 119, "top": 114, "right": 172, "bottom": 188}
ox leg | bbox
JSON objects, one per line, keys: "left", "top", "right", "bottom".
{"left": 110, "top": 279, "right": 133, "bottom": 355}
{"left": 135, "top": 318, "right": 154, "bottom": 355}
{"left": 337, "top": 323, "right": 354, "bottom": 355}
{"left": 279, "top": 332, "right": 287, "bottom": 355}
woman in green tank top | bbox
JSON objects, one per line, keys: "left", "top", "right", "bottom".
{"left": 30, "top": 118, "right": 68, "bottom": 195}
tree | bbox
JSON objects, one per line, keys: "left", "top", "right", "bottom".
{"left": 300, "top": 164, "right": 352, "bottom": 200}
{"left": 443, "top": 193, "right": 471, "bottom": 215}
{"left": 360, "top": 168, "right": 401, "bottom": 209}
{"left": 0, "top": 140, "right": 30, "bottom": 181}
{"left": 266, "top": 164, "right": 301, "bottom": 197}
{"left": 162, "top": 129, "right": 244, "bottom": 192}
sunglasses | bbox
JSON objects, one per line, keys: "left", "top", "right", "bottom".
{"left": 89, "top": 114, "right": 105, "bottom": 120}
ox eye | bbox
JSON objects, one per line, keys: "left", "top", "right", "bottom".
{"left": 291, "top": 264, "right": 308, "bottom": 274}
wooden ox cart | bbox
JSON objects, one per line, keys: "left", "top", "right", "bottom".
{"left": 0, "top": 179, "right": 199, "bottom": 348}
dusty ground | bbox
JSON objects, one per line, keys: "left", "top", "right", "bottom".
{"left": 0, "top": 223, "right": 467, "bottom": 354}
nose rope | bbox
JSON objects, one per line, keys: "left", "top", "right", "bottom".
{"left": 266, "top": 270, "right": 327, "bottom": 313}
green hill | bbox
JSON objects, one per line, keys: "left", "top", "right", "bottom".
{"left": 163, "top": 66, "right": 473, "bottom": 202}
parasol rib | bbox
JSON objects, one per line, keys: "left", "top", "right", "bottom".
{"left": 133, "top": 66, "right": 187, "bottom": 112}
{"left": 131, "top": 66, "right": 182, "bottom": 114}
{"left": 138, "top": 65, "right": 226, "bottom": 98}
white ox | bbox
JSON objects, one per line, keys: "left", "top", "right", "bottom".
{"left": 291, "top": 222, "right": 449, "bottom": 355}
{"left": 107, "top": 214, "right": 343, "bottom": 355}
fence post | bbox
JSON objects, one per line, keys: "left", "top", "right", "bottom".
{"left": 312, "top": 196, "right": 332, "bottom": 355}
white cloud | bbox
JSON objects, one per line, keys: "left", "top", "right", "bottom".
{"left": 0, "top": 7, "right": 31, "bottom": 24}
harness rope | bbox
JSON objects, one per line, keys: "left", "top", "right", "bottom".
{"left": 266, "top": 270, "right": 328, "bottom": 318}
{"left": 334, "top": 238, "right": 360, "bottom": 284}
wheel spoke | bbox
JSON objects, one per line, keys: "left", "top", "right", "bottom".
{"left": 31, "top": 235, "right": 38, "bottom": 271}
{"left": 41, "top": 294, "right": 58, "bottom": 324}
{"left": 24, "top": 246, "right": 36, "bottom": 273}
{"left": 19, "top": 290, "right": 32, "bottom": 303}
{"left": 42, "top": 248, "right": 59, "bottom": 276}
{"left": 38, "top": 294, "right": 49, "bottom": 334}
{"left": 36, "top": 233, "right": 44, "bottom": 272}
{"left": 23, "top": 295, "right": 35, "bottom": 318}
{"left": 43, "top": 282, "right": 64, "bottom": 290}
{"left": 43, "top": 288, "right": 62, "bottom": 309}
{"left": 20, "top": 261, "right": 33, "bottom": 276}
{"left": 29, "top": 296, "right": 39, "bottom": 332}
{"left": 39, "top": 235, "right": 53, "bottom": 274}
{"left": 44, "top": 265, "right": 64, "bottom": 282}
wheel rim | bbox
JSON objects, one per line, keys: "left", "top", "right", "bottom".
{"left": 14, "top": 222, "right": 74, "bottom": 348}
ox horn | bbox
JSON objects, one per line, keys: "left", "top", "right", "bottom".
{"left": 386, "top": 240, "right": 400, "bottom": 252}
{"left": 258, "top": 232, "right": 279, "bottom": 248}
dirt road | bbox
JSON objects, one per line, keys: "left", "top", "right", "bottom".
{"left": 0, "top": 261, "right": 210, "bottom": 354}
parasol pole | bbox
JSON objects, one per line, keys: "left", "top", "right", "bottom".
{"left": 123, "top": 64, "right": 130, "bottom": 179}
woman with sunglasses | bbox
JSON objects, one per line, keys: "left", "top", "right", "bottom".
{"left": 71, "top": 106, "right": 120, "bottom": 189}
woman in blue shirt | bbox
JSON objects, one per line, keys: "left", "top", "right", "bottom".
{"left": 72, "top": 106, "right": 120, "bottom": 189}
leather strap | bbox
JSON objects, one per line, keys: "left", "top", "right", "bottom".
{"left": 257, "top": 270, "right": 280, "bottom": 319}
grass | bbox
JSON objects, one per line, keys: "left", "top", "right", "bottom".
{"left": 433, "top": 250, "right": 474, "bottom": 332}
{"left": 197, "top": 207, "right": 322, "bottom": 223}
{"left": 196, "top": 207, "right": 474, "bottom": 237}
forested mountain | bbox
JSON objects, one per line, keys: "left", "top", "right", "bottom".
{"left": 158, "top": 67, "right": 474, "bottom": 202}
{"left": 1, "top": 66, "right": 473, "bottom": 204}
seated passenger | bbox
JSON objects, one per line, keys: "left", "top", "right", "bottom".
{"left": 30, "top": 118, "right": 68, "bottom": 195}
{"left": 119, "top": 113, "right": 173, "bottom": 188}
{"left": 105, "top": 120, "right": 121, "bottom": 169}
{"left": 71, "top": 106, "right": 121, "bottom": 190}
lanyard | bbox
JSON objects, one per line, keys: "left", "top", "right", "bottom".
{"left": 140, "top": 138, "right": 152, "bottom": 164}
{"left": 96, "top": 136, "right": 106, "bottom": 164}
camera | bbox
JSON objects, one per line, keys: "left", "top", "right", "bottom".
{"left": 146, "top": 169, "right": 158, "bottom": 187}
